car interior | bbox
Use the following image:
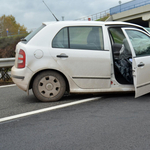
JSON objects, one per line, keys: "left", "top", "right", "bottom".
{"left": 109, "top": 27, "right": 133, "bottom": 85}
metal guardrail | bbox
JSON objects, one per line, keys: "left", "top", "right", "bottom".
{"left": 0, "top": 58, "right": 15, "bottom": 81}
{"left": 76, "top": 9, "right": 110, "bottom": 21}
{"left": 110, "top": 0, "right": 150, "bottom": 15}
{"left": 0, "top": 58, "right": 15, "bottom": 68}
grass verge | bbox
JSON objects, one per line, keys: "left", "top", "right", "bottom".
{"left": 0, "top": 78, "right": 14, "bottom": 86}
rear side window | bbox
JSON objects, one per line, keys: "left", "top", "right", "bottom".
{"left": 52, "top": 26, "right": 104, "bottom": 50}
{"left": 24, "top": 24, "right": 45, "bottom": 42}
{"left": 52, "top": 28, "right": 68, "bottom": 48}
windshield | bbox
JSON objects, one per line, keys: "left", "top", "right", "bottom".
{"left": 24, "top": 24, "right": 45, "bottom": 42}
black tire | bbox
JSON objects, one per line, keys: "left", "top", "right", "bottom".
{"left": 32, "top": 71, "right": 66, "bottom": 102}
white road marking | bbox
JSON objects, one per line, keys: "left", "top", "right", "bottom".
{"left": 0, "top": 84, "right": 16, "bottom": 88}
{"left": 0, "top": 97, "right": 100, "bottom": 123}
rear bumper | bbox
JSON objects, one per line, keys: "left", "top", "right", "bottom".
{"left": 11, "top": 75, "right": 25, "bottom": 80}
{"left": 11, "top": 66, "right": 33, "bottom": 92}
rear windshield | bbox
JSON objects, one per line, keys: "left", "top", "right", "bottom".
{"left": 24, "top": 24, "right": 45, "bottom": 42}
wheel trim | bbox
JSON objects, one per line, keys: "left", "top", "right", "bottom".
{"left": 38, "top": 76, "right": 61, "bottom": 98}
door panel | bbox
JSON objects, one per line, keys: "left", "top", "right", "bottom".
{"left": 132, "top": 56, "right": 150, "bottom": 97}
{"left": 122, "top": 28, "right": 150, "bottom": 97}
{"left": 51, "top": 49, "right": 111, "bottom": 89}
{"left": 51, "top": 26, "right": 111, "bottom": 89}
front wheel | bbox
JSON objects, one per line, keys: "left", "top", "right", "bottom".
{"left": 32, "top": 71, "right": 66, "bottom": 102}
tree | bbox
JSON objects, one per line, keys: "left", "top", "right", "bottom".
{"left": 0, "top": 15, "right": 27, "bottom": 37}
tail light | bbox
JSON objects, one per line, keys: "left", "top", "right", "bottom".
{"left": 17, "top": 49, "right": 26, "bottom": 68}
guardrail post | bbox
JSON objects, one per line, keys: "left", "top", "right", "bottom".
{"left": 0, "top": 67, "right": 11, "bottom": 81}
{"left": 0, "top": 58, "right": 15, "bottom": 81}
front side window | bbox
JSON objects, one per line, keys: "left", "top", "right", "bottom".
{"left": 126, "top": 30, "right": 150, "bottom": 57}
{"left": 52, "top": 26, "right": 104, "bottom": 50}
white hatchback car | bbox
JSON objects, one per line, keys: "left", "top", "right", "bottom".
{"left": 11, "top": 21, "right": 150, "bottom": 102}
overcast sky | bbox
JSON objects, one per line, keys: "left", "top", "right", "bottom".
{"left": 0, "top": 0, "right": 131, "bottom": 30}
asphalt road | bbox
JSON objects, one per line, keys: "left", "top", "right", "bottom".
{"left": 0, "top": 85, "right": 94, "bottom": 118}
{"left": 0, "top": 86, "right": 150, "bottom": 150}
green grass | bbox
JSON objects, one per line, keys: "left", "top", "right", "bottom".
{"left": 96, "top": 14, "right": 110, "bottom": 21}
{"left": 0, "top": 34, "right": 28, "bottom": 49}
{"left": 0, "top": 33, "right": 28, "bottom": 58}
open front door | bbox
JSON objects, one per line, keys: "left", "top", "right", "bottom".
{"left": 122, "top": 28, "right": 150, "bottom": 97}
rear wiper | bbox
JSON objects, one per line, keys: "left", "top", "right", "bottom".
{"left": 20, "top": 38, "right": 27, "bottom": 41}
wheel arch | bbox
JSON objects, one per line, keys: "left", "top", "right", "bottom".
{"left": 29, "top": 69, "right": 70, "bottom": 93}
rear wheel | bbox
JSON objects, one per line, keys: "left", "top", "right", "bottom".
{"left": 32, "top": 71, "right": 66, "bottom": 102}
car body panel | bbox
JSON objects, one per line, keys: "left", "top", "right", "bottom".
{"left": 11, "top": 21, "right": 150, "bottom": 99}
{"left": 51, "top": 49, "right": 111, "bottom": 89}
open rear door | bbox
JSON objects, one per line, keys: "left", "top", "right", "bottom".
{"left": 122, "top": 28, "right": 150, "bottom": 97}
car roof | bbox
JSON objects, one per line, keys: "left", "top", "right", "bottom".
{"left": 42, "top": 21, "right": 141, "bottom": 27}
{"left": 42, "top": 21, "right": 147, "bottom": 33}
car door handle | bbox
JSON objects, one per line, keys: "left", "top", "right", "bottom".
{"left": 56, "top": 54, "right": 68, "bottom": 58}
{"left": 138, "top": 62, "right": 145, "bottom": 67}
